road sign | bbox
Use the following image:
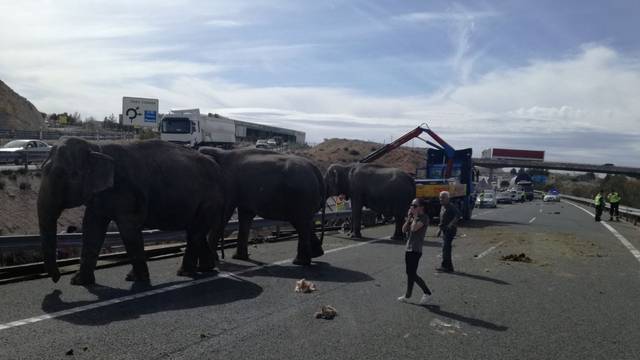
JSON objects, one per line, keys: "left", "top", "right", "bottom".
{"left": 122, "top": 97, "right": 159, "bottom": 128}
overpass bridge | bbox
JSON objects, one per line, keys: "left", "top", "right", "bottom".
{"left": 473, "top": 158, "right": 640, "bottom": 176}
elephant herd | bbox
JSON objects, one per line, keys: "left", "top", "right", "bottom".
{"left": 38, "top": 137, "right": 415, "bottom": 285}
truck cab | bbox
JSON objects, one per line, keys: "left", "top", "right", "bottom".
{"left": 160, "top": 109, "right": 200, "bottom": 147}
{"left": 417, "top": 147, "right": 475, "bottom": 220}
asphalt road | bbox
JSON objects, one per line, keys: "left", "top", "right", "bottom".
{"left": 1, "top": 199, "right": 640, "bottom": 359}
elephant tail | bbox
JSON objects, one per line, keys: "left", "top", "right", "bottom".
{"left": 320, "top": 192, "right": 326, "bottom": 244}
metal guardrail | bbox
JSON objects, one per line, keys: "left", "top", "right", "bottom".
{"left": 0, "top": 128, "right": 135, "bottom": 142}
{"left": 0, "top": 150, "right": 49, "bottom": 166}
{"left": 559, "top": 194, "right": 639, "bottom": 225}
{"left": 0, "top": 209, "right": 370, "bottom": 252}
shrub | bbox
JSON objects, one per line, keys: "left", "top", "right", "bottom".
{"left": 349, "top": 149, "right": 360, "bottom": 156}
{"left": 139, "top": 129, "right": 159, "bottom": 140}
{"left": 343, "top": 147, "right": 349, "bottom": 151}
{"left": 0, "top": 181, "right": 5, "bottom": 190}
{"left": 0, "top": 169, "right": 12, "bottom": 176}
{"left": 19, "top": 182, "right": 31, "bottom": 190}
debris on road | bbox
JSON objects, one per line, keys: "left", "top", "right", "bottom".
{"left": 314, "top": 305, "right": 337, "bottom": 320}
{"left": 65, "top": 349, "right": 74, "bottom": 356}
{"left": 295, "top": 279, "right": 317, "bottom": 293}
{"left": 501, "top": 253, "right": 533, "bottom": 263}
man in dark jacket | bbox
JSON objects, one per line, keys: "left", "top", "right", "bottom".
{"left": 437, "top": 191, "right": 460, "bottom": 273}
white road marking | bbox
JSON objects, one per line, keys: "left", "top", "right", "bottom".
{"left": 475, "top": 241, "right": 505, "bottom": 259}
{"left": 0, "top": 237, "right": 384, "bottom": 332}
{"left": 564, "top": 201, "right": 640, "bottom": 263}
{"left": 528, "top": 217, "right": 536, "bottom": 224}
{"left": 539, "top": 209, "right": 543, "bottom": 213}
{"left": 473, "top": 210, "right": 495, "bottom": 218}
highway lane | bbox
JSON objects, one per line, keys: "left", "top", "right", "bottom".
{"left": 1, "top": 202, "right": 640, "bottom": 359}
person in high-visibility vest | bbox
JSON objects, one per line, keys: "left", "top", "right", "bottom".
{"left": 607, "top": 190, "right": 622, "bottom": 221}
{"left": 594, "top": 189, "right": 605, "bottom": 222}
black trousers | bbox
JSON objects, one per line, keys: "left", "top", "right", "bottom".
{"left": 595, "top": 205, "right": 603, "bottom": 221}
{"left": 610, "top": 203, "right": 620, "bottom": 217}
{"left": 405, "top": 251, "right": 431, "bottom": 297}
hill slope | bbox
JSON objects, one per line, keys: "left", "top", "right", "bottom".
{"left": 294, "top": 138, "right": 426, "bottom": 174}
{"left": 0, "top": 80, "right": 43, "bottom": 130}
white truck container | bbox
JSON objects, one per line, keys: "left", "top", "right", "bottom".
{"left": 160, "top": 109, "right": 236, "bottom": 148}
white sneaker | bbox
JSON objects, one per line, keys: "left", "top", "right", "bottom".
{"left": 419, "top": 294, "right": 430, "bottom": 305}
{"left": 397, "top": 295, "right": 409, "bottom": 303}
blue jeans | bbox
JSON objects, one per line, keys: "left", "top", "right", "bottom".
{"left": 441, "top": 229, "right": 456, "bottom": 270}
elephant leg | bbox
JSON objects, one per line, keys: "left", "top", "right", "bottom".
{"left": 310, "top": 225, "right": 325, "bottom": 258}
{"left": 233, "top": 208, "right": 254, "bottom": 260}
{"left": 292, "top": 221, "right": 313, "bottom": 266}
{"left": 197, "top": 235, "right": 217, "bottom": 273}
{"left": 116, "top": 221, "right": 150, "bottom": 282}
{"left": 207, "top": 206, "right": 235, "bottom": 263}
{"left": 350, "top": 200, "right": 363, "bottom": 238}
{"left": 390, "top": 215, "right": 405, "bottom": 240}
{"left": 177, "top": 228, "right": 205, "bottom": 277}
{"left": 71, "top": 206, "right": 109, "bottom": 285}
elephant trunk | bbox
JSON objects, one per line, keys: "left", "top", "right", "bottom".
{"left": 38, "top": 176, "right": 63, "bottom": 283}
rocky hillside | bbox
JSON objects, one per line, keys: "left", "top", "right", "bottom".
{"left": 0, "top": 80, "right": 43, "bottom": 130}
{"left": 293, "top": 138, "right": 426, "bottom": 175}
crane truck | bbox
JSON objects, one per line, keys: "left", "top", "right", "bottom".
{"left": 360, "top": 124, "right": 476, "bottom": 221}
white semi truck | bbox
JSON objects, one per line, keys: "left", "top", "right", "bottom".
{"left": 160, "top": 109, "right": 236, "bottom": 148}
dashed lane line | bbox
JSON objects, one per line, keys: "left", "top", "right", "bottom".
{"left": 475, "top": 241, "right": 505, "bottom": 259}
{"left": 529, "top": 217, "right": 536, "bottom": 224}
{"left": 563, "top": 201, "right": 640, "bottom": 264}
{"left": 0, "top": 237, "right": 384, "bottom": 332}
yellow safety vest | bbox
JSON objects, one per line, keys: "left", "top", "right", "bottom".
{"left": 594, "top": 194, "right": 603, "bottom": 206}
{"left": 608, "top": 192, "right": 621, "bottom": 203}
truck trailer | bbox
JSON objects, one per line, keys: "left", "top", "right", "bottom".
{"left": 481, "top": 148, "right": 545, "bottom": 162}
{"left": 160, "top": 109, "right": 236, "bottom": 148}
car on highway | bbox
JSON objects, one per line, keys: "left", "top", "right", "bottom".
{"left": 0, "top": 139, "right": 52, "bottom": 165}
{"left": 496, "top": 191, "right": 513, "bottom": 204}
{"left": 544, "top": 190, "right": 561, "bottom": 202}
{"left": 476, "top": 192, "right": 497, "bottom": 208}
{"left": 255, "top": 139, "right": 269, "bottom": 148}
{"left": 267, "top": 138, "right": 278, "bottom": 147}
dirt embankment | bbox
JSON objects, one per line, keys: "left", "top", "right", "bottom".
{"left": 0, "top": 169, "right": 83, "bottom": 236}
{"left": 291, "top": 138, "right": 426, "bottom": 174}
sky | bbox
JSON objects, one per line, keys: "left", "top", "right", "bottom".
{"left": 0, "top": 0, "right": 639, "bottom": 166}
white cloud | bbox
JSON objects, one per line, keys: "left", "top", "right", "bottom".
{"left": 0, "top": 1, "right": 638, "bottom": 166}
{"left": 393, "top": 10, "right": 498, "bottom": 23}
{"left": 204, "top": 19, "right": 246, "bottom": 27}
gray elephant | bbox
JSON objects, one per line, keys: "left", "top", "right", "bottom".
{"left": 38, "top": 137, "right": 225, "bottom": 285}
{"left": 199, "top": 147, "right": 325, "bottom": 265}
{"left": 324, "top": 163, "right": 415, "bottom": 240}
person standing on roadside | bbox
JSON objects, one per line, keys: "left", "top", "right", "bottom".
{"left": 594, "top": 189, "right": 605, "bottom": 222}
{"left": 397, "top": 198, "right": 432, "bottom": 305}
{"left": 607, "top": 189, "right": 621, "bottom": 222}
{"left": 437, "top": 191, "right": 460, "bottom": 273}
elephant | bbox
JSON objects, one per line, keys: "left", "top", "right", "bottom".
{"left": 199, "top": 147, "right": 325, "bottom": 265}
{"left": 324, "top": 163, "right": 415, "bottom": 240}
{"left": 38, "top": 137, "right": 225, "bottom": 285}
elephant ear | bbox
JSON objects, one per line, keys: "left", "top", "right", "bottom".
{"left": 85, "top": 151, "right": 115, "bottom": 195}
